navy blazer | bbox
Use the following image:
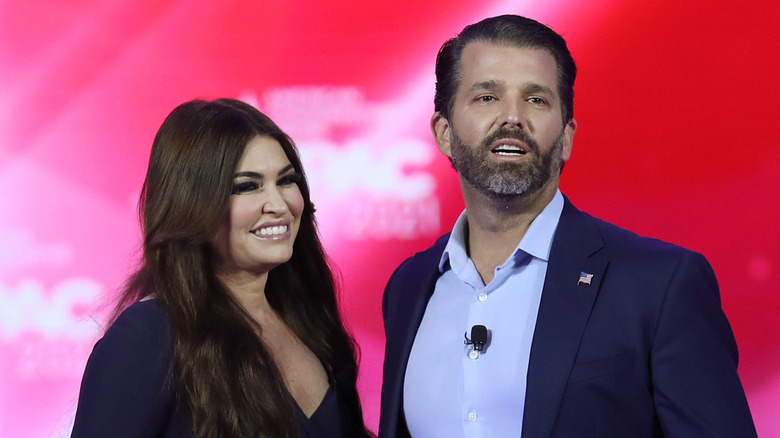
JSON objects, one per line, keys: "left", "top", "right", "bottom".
{"left": 379, "top": 197, "right": 756, "bottom": 437}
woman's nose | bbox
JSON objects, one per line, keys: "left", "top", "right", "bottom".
{"left": 261, "top": 187, "right": 289, "bottom": 215}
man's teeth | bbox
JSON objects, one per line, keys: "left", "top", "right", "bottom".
{"left": 254, "top": 225, "right": 288, "bottom": 236}
{"left": 493, "top": 145, "right": 526, "bottom": 155}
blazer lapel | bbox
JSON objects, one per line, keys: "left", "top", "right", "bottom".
{"left": 388, "top": 245, "right": 443, "bottom": 375}
{"left": 380, "top": 235, "right": 448, "bottom": 438}
{"left": 522, "top": 198, "right": 607, "bottom": 437}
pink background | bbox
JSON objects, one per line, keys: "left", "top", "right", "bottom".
{"left": 1, "top": 1, "right": 778, "bottom": 436}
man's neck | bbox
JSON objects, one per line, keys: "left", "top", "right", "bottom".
{"left": 462, "top": 181, "right": 558, "bottom": 284}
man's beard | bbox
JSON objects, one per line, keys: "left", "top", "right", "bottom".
{"left": 449, "top": 126, "right": 564, "bottom": 201}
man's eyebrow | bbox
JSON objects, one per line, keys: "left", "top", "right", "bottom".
{"left": 523, "top": 82, "right": 555, "bottom": 95}
{"left": 470, "top": 79, "right": 503, "bottom": 91}
{"left": 468, "top": 80, "right": 555, "bottom": 97}
{"left": 233, "top": 164, "right": 295, "bottom": 179}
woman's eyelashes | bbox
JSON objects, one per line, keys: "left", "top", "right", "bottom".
{"left": 231, "top": 181, "right": 258, "bottom": 194}
{"left": 231, "top": 172, "right": 301, "bottom": 195}
{"left": 278, "top": 173, "right": 302, "bottom": 187}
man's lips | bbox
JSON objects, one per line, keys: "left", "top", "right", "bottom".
{"left": 490, "top": 139, "right": 529, "bottom": 156}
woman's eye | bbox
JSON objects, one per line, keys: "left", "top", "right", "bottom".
{"left": 231, "top": 181, "right": 259, "bottom": 194}
{"left": 278, "top": 173, "right": 302, "bottom": 187}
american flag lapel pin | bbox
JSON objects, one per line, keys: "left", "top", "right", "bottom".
{"left": 578, "top": 272, "right": 594, "bottom": 285}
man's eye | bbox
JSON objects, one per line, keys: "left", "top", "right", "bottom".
{"left": 231, "top": 181, "right": 259, "bottom": 194}
{"left": 527, "top": 97, "right": 547, "bottom": 105}
{"left": 279, "top": 173, "right": 302, "bottom": 187}
{"left": 476, "top": 95, "right": 496, "bottom": 103}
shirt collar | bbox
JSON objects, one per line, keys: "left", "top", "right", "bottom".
{"left": 438, "top": 190, "right": 564, "bottom": 273}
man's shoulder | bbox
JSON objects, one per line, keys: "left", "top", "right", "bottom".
{"left": 393, "top": 233, "right": 450, "bottom": 275}
{"left": 566, "top": 201, "right": 702, "bottom": 264}
{"left": 383, "top": 233, "right": 451, "bottom": 302}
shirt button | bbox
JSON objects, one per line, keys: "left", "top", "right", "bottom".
{"left": 478, "top": 292, "right": 488, "bottom": 302}
{"left": 467, "top": 411, "right": 478, "bottom": 422}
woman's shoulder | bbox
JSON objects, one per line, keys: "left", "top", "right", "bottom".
{"left": 80, "top": 298, "right": 176, "bottom": 401}
{"left": 73, "top": 303, "right": 180, "bottom": 436}
{"left": 99, "top": 298, "right": 173, "bottom": 357}
{"left": 114, "top": 298, "right": 170, "bottom": 327}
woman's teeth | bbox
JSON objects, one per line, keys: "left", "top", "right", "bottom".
{"left": 254, "top": 225, "right": 288, "bottom": 236}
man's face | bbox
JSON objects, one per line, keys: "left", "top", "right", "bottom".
{"left": 431, "top": 42, "right": 576, "bottom": 200}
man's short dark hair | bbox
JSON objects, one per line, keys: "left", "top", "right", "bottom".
{"left": 434, "top": 15, "right": 577, "bottom": 124}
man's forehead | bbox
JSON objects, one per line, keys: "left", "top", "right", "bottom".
{"left": 457, "top": 42, "right": 559, "bottom": 89}
{"left": 459, "top": 40, "right": 556, "bottom": 67}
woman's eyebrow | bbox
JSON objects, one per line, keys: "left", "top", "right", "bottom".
{"left": 278, "top": 164, "right": 295, "bottom": 175}
{"left": 233, "top": 164, "right": 295, "bottom": 179}
{"left": 233, "top": 171, "right": 263, "bottom": 179}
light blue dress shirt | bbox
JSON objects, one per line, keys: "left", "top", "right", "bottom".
{"left": 403, "top": 191, "right": 564, "bottom": 438}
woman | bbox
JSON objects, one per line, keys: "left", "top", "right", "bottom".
{"left": 71, "top": 99, "right": 370, "bottom": 437}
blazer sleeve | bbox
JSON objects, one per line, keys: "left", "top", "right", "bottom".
{"left": 71, "top": 301, "right": 177, "bottom": 437}
{"left": 651, "top": 251, "right": 757, "bottom": 437}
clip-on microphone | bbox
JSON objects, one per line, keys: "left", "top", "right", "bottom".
{"left": 464, "top": 324, "right": 488, "bottom": 359}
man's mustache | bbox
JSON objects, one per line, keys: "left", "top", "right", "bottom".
{"left": 481, "top": 128, "right": 539, "bottom": 152}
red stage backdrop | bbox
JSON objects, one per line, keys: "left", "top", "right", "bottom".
{"left": 1, "top": 1, "right": 778, "bottom": 436}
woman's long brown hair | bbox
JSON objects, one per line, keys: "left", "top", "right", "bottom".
{"left": 112, "top": 99, "right": 368, "bottom": 437}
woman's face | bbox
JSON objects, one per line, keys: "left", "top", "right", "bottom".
{"left": 211, "top": 135, "right": 304, "bottom": 279}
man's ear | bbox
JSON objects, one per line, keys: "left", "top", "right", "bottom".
{"left": 430, "top": 112, "right": 453, "bottom": 158}
{"left": 560, "top": 118, "right": 577, "bottom": 163}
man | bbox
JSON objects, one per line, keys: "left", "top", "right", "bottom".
{"left": 379, "top": 15, "right": 756, "bottom": 438}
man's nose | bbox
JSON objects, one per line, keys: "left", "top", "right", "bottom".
{"left": 499, "top": 97, "right": 526, "bottom": 129}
